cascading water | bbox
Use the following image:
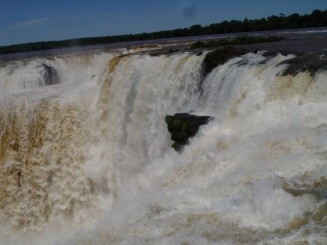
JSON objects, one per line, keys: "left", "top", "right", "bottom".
{"left": 0, "top": 47, "right": 326, "bottom": 245}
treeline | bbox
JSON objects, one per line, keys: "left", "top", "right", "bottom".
{"left": 0, "top": 9, "right": 326, "bottom": 55}
{"left": 190, "top": 36, "right": 285, "bottom": 49}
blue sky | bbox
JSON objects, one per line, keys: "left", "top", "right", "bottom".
{"left": 0, "top": 0, "right": 326, "bottom": 46}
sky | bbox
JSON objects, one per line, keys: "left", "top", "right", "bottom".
{"left": 0, "top": 0, "right": 326, "bottom": 46}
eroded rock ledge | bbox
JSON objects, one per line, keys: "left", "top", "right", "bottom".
{"left": 165, "top": 113, "right": 212, "bottom": 151}
{"left": 280, "top": 50, "right": 327, "bottom": 76}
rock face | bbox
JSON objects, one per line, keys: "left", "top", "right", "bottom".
{"left": 202, "top": 46, "right": 247, "bottom": 77}
{"left": 42, "top": 64, "right": 60, "bottom": 86}
{"left": 281, "top": 50, "right": 327, "bottom": 76}
{"left": 165, "top": 113, "right": 212, "bottom": 151}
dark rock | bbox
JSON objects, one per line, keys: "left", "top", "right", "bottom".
{"left": 195, "top": 50, "right": 203, "bottom": 56}
{"left": 165, "top": 113, "right": 212, "bottom": 151}
{"left": 167, "top": 49, "right": 177, "bottom": 54}
{"left": 282, "top": 177, "right": 327, "bottom": 200}
{"left": 280, "top": 50, "right": 327, "bottom": 76}
{"left": 171, "top": 142, "right": 183, "bottom": 152}
{"left": 42, "top": 64, "right": 60, "bottom": 86}
{"left": 190, "top": 41, "right": 205, "bottom": 49}
{"left": 202, "top": 46, "right": 247, "bottom": 77}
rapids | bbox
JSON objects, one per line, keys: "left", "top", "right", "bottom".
{"left": 0, "top": 47, "right": 326, "bottom": 244}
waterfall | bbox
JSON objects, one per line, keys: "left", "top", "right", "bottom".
{"left": 0, "top": 49, "right": 326, "bottom": 244}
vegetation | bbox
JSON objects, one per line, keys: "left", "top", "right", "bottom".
{"left": 190, "top": 36, "right": 285, "bottom": 49}
{"left": 0, "top": 9, "right": 326, "bottom": 55}
{"left": 165, "top": 113, "right": 212, "bottom": 151}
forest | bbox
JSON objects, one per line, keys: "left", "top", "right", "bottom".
{"left": 0, "top": 9, "right": 326, "bottom": 55}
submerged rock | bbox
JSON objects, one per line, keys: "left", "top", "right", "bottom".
{"left": 165, "top": 113, "right": 212, "bottom": 151}
{"left": 42, "top": 64, "right": 60, "bottom": 86}
{"left": 282, "top": 176, "right": 327, "bottom": 200}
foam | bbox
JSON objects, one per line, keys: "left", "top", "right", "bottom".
{"left": 0, "top": 50, "right": 326, "bottom": 244}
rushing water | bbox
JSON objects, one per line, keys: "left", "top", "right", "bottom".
{"left": 0, "top": 48, "right": 326, "bottom": 245}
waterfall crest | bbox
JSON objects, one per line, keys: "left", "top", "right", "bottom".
{"left": 0, "top": 49, "right": 326, "bottom": 244}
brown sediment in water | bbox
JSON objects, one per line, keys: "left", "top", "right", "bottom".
{"left": 0, "top": 98, "right": 99, "bottom": 230}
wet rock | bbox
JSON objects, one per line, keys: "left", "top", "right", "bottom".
{"left": 280, "top": 50, "right": 327, "bottom": 76}
{"left": 202, "top": 46, "right": 247, "bottom": 77}
{"left": 42, "top": 64, "right": 60, "bottom": 86}
{"left": 167, "top": 48, "right": 178, "bottom": 54}
{"left": 165, "top": 113, "right": 212, "bottom": 151}
{"left": 195, "top": 50, "right": 203, "bottom": 56}
{"left": 282, "top": 176, "right": 327, "bottom": 200}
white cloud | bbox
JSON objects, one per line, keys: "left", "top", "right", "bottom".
{"left": 9, "top": 18, "right": 50, "bottom": 29}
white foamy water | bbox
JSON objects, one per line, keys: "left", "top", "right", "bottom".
{"left": 0, "top": 49, "right": 326, "bottom": 245}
